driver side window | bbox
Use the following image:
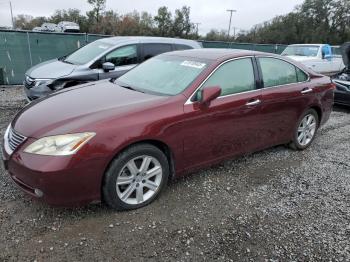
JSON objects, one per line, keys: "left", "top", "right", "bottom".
{"left": 196, "top": 58, "right": 255, "bottom": 101}
{"left": 105, "top": 45, "right": 138, "bottom": 67}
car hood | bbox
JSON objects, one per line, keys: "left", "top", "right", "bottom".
{"left": 26, "top": 59, "right": 77, "bottom": 79}
{"left": 12, "top": 80, "right": 170, "bottom": 138}
{"left": 341, "top": 42, "right": 350, "bottom": 68}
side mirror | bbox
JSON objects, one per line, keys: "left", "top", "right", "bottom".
{"left": 102, "top": 62, "right": 115, "bottom": 72}
{"left": 200, "top": 86, "right": 221, "bottom": 106}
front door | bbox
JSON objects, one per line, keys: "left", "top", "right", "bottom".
{"left": 98, "top": 44, "right": 139, "bottom": 80}
{"left": 182, "top": 57, "right": 264, "bottom": 170}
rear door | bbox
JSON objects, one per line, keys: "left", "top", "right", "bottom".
{"left": 182, "top": 57, "right": 264, "bottom": 169}
{"left": 256, "top": 56, "right": 313, "bottom": 146}
{"left": 140, "top": 43, "right": 173, "bottom": 61}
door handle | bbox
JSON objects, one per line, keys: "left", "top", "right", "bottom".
{"left": 301, "top": 87, "right": 313, "bottom": 94}
{"left": 245, "top": 99, "right": 261, "bottom": 106}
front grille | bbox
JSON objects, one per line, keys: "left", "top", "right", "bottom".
{"left": 7, "top": 127, "right": 27, "bottom": 152}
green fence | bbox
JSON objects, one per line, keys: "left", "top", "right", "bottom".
{"left": 0, "top": 30, "right": 288, "bottom": 85}
{"left": 0, "top": 30, "right": 111, "bottom": 85}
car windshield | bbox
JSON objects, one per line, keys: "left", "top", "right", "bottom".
{"left": 115, "top": 55, "right": 209, "bottom": 96}
{"left": 282, "top": 45, "right": 320, "bottom": 57}
{"left": 64, "top": 41, "right": 114, "bottom": 65}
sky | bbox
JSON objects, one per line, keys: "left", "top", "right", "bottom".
{"left": 0, "top": 0, "right": 305, "bottom": 35}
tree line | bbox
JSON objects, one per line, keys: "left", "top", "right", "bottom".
{"left": 12, "top": 0, "right": 350, "bottom": 45}
{"left": 235, "top": 0, "right": 350, "bottom": 45}
{"left": 14, "top": 0, "right": 198, "bottom": 39}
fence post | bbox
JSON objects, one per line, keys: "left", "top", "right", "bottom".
{"left": 26, "top": 32, "right": 33, "bottom": 66}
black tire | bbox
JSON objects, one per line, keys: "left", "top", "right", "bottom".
{"left": 289, "top": 108, "right": 319, "bottom": 150}
{"left": 102, "top": 143, "right": 169, "bottom": 210}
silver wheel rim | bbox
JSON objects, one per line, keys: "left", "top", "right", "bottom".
{"left": 116, "top": 155, "right": 163, "bottom": 205}
{"left": 297, "top": 114, "right": 317, "bottom": 146}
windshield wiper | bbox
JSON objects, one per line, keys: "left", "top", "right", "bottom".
{"left": 62, "top": 60, "right": 74, "bottom": 65}
{"left": 115, "top": 81, "right": 144, "bottom": 93}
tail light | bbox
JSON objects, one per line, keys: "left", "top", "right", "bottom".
{"left": 330, "top": 83, "right": 337, "bottom": 90}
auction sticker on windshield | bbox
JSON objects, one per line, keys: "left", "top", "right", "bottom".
{"left": 181, "top": 61, "right": 206, "bottom": 69}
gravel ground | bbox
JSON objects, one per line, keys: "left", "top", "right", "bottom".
{"left": 1, "top": 86, "right": 350, "bottom": 261}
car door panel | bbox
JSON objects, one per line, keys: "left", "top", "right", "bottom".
{"left": 182, "top": 91, "right": 263, "bottom": 171}
{"left": 257, "top": 56, "right": 315, "bottom": 146}
{"left": 259, "top": 83, "right": 312, "bottom": 145}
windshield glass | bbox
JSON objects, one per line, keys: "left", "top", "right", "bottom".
{"left": 116, "top": 55, "right": 209, "bottom": 96}
{"left": 64, "top": 41, "right": 113, "bottom": 65}
{"left": 282, "top": 45, "right": 320, "bottom": 57}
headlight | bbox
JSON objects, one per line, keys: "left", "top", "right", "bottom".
{"left": 24, "top": 132, "right": 95, "bottom": 156}
{"left": 34, "top": 79, "right": 52, "bottom": 87}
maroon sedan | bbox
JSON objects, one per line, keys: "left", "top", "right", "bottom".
{"left": 1, "top": 49, "right": 334, "bottom": 210}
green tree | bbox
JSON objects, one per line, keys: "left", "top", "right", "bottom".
{"left": 154, "top": 7, "right": 172, "bottom": 36}
{"left": 87, "top": 0, "right": 106, "bottom": 23}
{"left": 172, "top": 6, "right": 194, "bottom": 37}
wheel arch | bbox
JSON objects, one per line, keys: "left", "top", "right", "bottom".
{"left": 309, "top": 105, "right": 322, "bottom": 125}
{"left": 103, "top": 139, "right": 176, "bottom": 184}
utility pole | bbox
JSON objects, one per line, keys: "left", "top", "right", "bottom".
{"left": 9, "top": 1, "right": 14, "bottom": 29}
{"left": 194, "top": 22, "right": 201, "bottom": 37}
{"left": 226, "top": 9, "right": 236, "bottom": 39}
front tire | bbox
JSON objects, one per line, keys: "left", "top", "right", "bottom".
{"left": 289, "top": 109, "right": 319, "bottom": 150}
{"left": 102, "top": 144, "right": 169, "bottom": 210}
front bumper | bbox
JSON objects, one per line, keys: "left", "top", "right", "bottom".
{"left": 1, "top": 140, "right": 105, "bottom": 206}
{"left": 23, "top": 82, "right": 54, "bottom": 101}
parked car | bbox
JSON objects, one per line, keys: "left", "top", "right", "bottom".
{"left": 282, "top": 44, "right": 345, "bottom": 76}
{"left": 39, "top": 23, "right": 59, "bottom": 32}
{"left": 2, "top": 49, "right": 334, "bottom": 210}
{"left": 57, "top": 21, "right": 80, "bottom": 33}
{"left": 332, "top": 42, "right": 350, "bottom": 106}
{"left": 23, "top": 36, "right": 202, "bottom": 101}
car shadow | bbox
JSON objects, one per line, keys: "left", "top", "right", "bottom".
{"left": 333, "top": 104, "right": 350, "bottom": 113}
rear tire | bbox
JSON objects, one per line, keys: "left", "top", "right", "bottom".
{"left": 102, "top": 143, "right": 169, "bottom": 210}
{"left": 289, "top": 109, "right": 319, "bottom": 150}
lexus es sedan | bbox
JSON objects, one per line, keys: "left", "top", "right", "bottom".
{"left": 2, "top": 49, "right": 334, "bottom": 210}
{"left": 24, "top": 36, "right": 202, "bottom": 101}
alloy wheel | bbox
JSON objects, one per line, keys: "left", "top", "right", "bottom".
{"left": 116, "top": 155, "right": 163, "bottom": 205}
{"left": 297, "top": 114, "right": 317, "bottom": 146}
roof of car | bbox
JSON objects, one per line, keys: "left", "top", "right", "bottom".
{"left": 98, "top": 36, "right": 201, "bottom": 47}
{"left": 287, "top": 44, "right": 324, "bottom": 46}
{"left": 164, "top": 48, "right": 267, "bottom": 60}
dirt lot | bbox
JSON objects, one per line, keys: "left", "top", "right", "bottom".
{"left": 1, "top": 86, "right": 350, "bottom": 261}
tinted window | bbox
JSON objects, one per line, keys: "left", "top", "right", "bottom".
{"left": 201, "top": 58, "right": 255, "bottom": 97}
{"left": 296, "top": 67, "right": 308, "bottom": 82}
{"left": 116, "top": 55, "right": 208, "bottom": 96}
{"left": 105, "top": 45, "right": 138, "bottom": 67}
{"left": 259, "top": 58, "right": 297, "bottom": 87}
{"left": 174, "top": 44, "right": 192, "bottom": 50}
{"left": 142, "top": 44, "right": 172, "bottom": 60}
{"left": 64, "top": 41, "right": 113, "bottom": 65}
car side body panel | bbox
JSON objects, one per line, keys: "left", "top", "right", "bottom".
{"left": 3, "top": 50, "right": 334, "bottom": 206}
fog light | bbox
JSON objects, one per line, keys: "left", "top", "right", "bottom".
{"left": 34, "top": 189, "right": 43, "bottom": 197}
